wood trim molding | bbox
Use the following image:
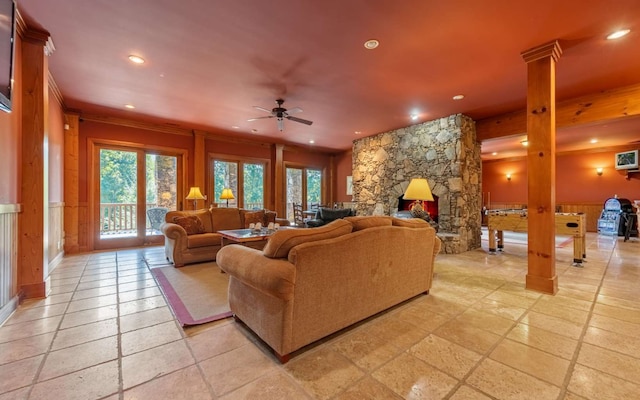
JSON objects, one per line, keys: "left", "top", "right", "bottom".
{"left": 477, "top": 82, "right": 640, "bottom": 141}
{"left": 0, "top": 204, "right": 21, "bottom": 214}
{"left": 521, "top": 40, "right": 562, "bottom": 63}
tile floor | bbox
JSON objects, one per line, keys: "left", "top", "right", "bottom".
{"left": 0, "top": 231, "right": 639, "bottom": 400}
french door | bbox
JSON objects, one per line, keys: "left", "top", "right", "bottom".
{"left": 285, "top": 166, "right": 323, "bottom": 221}
{"left": 93, "top": 142, "right": 184, "bottom": 250}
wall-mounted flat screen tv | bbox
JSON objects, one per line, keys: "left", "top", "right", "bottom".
{"left": 615, "top": 149, "right": 639, "bottom": 170}
{"left": 0, "top": 0, "right": 16, "bottom": 113}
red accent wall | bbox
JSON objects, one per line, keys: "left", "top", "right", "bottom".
{"left": 335, "top": 150, "right": 352, "bottom": 202}
{"left": 483, "top": 150, "right": 640, "bottom": 207}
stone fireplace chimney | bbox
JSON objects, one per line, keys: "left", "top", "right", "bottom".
{"left": 352, "top": 114, "right": 481, "bottom": 253}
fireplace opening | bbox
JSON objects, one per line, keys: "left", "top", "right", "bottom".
{"left": 398, "top": 194, "right": 439, "bottom": 223}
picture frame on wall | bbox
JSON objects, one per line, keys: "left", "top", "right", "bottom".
{"left": 346, "top": 176, "right": 353, "bottom": 195}
{"left": 615, "top": 150, "right": 639, "bottom": 170}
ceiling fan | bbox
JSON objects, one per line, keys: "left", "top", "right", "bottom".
{"left": 248, "top": 99, "right": 313, "bottom": 131}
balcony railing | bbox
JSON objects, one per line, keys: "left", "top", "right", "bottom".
{"left": 100, "top": 203, "right": 160, "bottom": 237}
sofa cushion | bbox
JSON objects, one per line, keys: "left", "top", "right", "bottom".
{"left": 263, "top": 219, "right": 353, "bottom": 258}
{"left": 344, "top": 216, "right": 392, "bottom": 231}
{"left": 243, "top": 211, "right": 264, "bottom": 228}
{"left": 264, "top": 210, "right": 277, "bottom": 225}
{"left": 211, "top": 207, "right": 242, "bottom": 231}
{"left": 392, "top": 217, "right": 430, "bottom": 228}
{"left": 172, "top": 215, "right": 205, "bottom": 235}
{"left": 319, "top": 207, "right": 353, "bottom": 222}
{"left": 186, "top": 232, "right": 221, "bottom": 248}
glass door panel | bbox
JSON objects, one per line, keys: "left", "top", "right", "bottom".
{"left": 145, "top": 154, "right": 177, "bottom": 236}
{"left": 243, "top": 163, "right": 264, "bottom": 209}
{"left": 306, "top": 169, "right": 322, "bottom": 206}
{"left": 286, "top": 167, "right": 303, "bottom": 221}
{"left": 213, "top": 160, "right": 238, "bottom": 208}
{"left": 99, "top": 149, "right": 138, "bottom": 240}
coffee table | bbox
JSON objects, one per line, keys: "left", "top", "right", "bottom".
{"left": 218, "top": 226, "right": 297, "bottom": 248}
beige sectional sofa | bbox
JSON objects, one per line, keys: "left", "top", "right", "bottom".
{"left": 216, "top": 215, "right": 442, "bottom": 363}
{"left": 160, "top": 207, "right": 290, "bottom": 267}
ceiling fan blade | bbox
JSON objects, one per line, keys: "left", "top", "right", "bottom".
{"left": 253, "top": 106, "right": 273, "bottom": 113}
{"left": 277, "top": 118, "right": 284, "bottom": 131}
{"left": 247, "top": 116, "right": 274, "bottom": 121}
{"left": 286, "top": 107, "right": 303, "bottom": 114}
{"left": 287, "top": 116, "right": 313, "bottom": 125}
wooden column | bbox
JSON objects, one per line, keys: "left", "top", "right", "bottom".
{"left": 521, "top": 41, "right": 562, "bottom": 294}
{"left": 19, "top": 29, "right": 53, "bottom": 298}
{"left": 193, "top": 130, "right": 205, "bottom": 209}
{"left": 63, "top": 113, "right": 80, "bottom": 253}
{"left": 272, "top": 144, "right": 284, "bottom": 215}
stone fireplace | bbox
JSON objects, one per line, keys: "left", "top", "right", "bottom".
{"left": 351, "top": 114, "right": 482, "bottom": 254}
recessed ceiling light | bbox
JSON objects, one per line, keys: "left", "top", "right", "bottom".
{"left": 590, "top": 138, "right": 598, "bottom": 144}
{"left": 452, "top": 94, "right": 465, "bottom": 100}
{"left": 251, "top": 129, "right": 258, "bottom": 133}
{"left": 364, "top": 39, "right": 379, "bottom": 50}
{"left": 124, "top": 104, "right": 135, "bottom": 109}
{"left": 607, "top": 29, "right": 630, "bottom": 40}
{"left": 231, "top": 126, "right": 239, "bottom": 129}
{"left": 410, "top": 114, "right": 419, "bottom": 121}
{"left": 354, "top": 131, "right": 362, "bottom": 135}
{"left": 309, "top": 140, "right": 315, "bottom": 144}
{"left": 492, "top": 152, "right": 498, "bottom": 156}
{"left": 128, "top": 55, "right": 145, "bottom": 64}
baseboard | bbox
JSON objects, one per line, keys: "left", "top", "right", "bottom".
{"left": 0, "top": 295, "right": 20, "bottom": 327}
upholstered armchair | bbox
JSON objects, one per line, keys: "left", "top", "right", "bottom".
{"left": 305, "top": 207, "right": 355, "bottom": 228}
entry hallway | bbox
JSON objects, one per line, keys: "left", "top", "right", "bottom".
{"left": 0, "top": 232, "right": 638, "bottom": 399}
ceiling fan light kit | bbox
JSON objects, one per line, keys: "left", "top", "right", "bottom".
{"left": 248, "top": 99, "right": 313, "bottom": 131}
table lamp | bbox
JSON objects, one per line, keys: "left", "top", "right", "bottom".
{"left": 403, "top": 178, "right": 434, "bottom": 216}
{"left": 185, "top": 187, "right": 206, "bottom": 210}
{"left": 220, "top": 188, "right": 235, "bottom": 207}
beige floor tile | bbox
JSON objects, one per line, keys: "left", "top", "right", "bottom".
{"left": 119, "top": 295, "right": 167, "bottom": 316}
{"left": 506, "top": 323, "right": 578, "bottom": 360}
{"left": 582, "top": 326, "right": 640, "bottom": 359}
{"left": 409, "top": 334, "right": 482, "bottom": 379}
{"left": 331, "top": 328, "right": 400, "bottom": 371}
{"left": 470, "top": 298, "right": 527, "bottom": 321}
{"left": 449, "top": 385, "right": 493, "bottom": 400}
{"left": 467, "top": 358, "right": 560, "bottom": 400}
{"left": 556, "top": 287, "right": 596, "bottom": 302}
{"left": 0, "top": 316, "right": 63, "bottom": 344}
{"left": 536, "top": 293, "right": 593, "bottom": 312}
{"left": 19, "top": 292, "right": 73, "bottom": 309}
{"left": 4, "top": 303, "right": 68, "bottom": 325}
{"left": 0, "top": 333, "right": 54, "bottom": 366}
{"left": 48, "top": 283, "right": 78, "bottom": 295}
{"left": 219, "top": 370, "right": 310, "bottom": 400}
{"left": 588, "top": 313, "right": 640, "bottom": 337}
{"left": 592, "top": 303, "right": 640, "bottom": 324}
{"left": 123, "top": 365, "right": 212, "bottom": 400}
{"left": 372, "top": 352, "right": 458, "bottom": 399}
{"left": 332, "top": 376, "right": 403, "bottom": 400}
{"left": 597, "top": 293, "right": 640, "bottom": 310}
{"left": 51, "top": 318, "right": 118, "bottom": 350}
{"left": 29, "top": 360, "right": 119, "bottom": 400}
{"left": 200, "top": 343, "right": 280, "bottom": 397}
{"left": 186, "top": 322, "right": 255, "bottom": 362}
{"left": 521, "top": 311, "right": 584, "bottom": 340}
{"left": 577, "top": 343, "right": 640, "bottom": 385}
{"left": 365, "top": 316, "right": 429, "bottom": 351}
{"left": 485, "top": 291, "right": 538, "bottom": 308}
{"left": 79, "top": 271, "right": 118, "bottom": 282}
{"left": 455, "top": 309, "right": 515, "bottom": 336}
{"left": 393, "top": 301, "right": 452, "bottom": 331}
{"left": 530, "top": 301, "right": 590, "bottom": 325}
{"left": 59, "top": 304, "right": 119, "bottom": 329}
{"left": 568, "top": 364, "right": 640, "bottom": 400}
{"left": 122, "top": 340, "right": 195, "bottom": 389}
{"left": 122, "top": 320, "right": 183, "bottom": 356}
{"left": 75, "top": 278, "right": 117, "bottom": 291}
{"left": 563, "top": 392, "right": 589, "bottom": 400}
{"left": 0, "top": 387, "right": 30, "bottom": 400}
{"left": 118, "top": 286, "right": 162, "bottom": 302}
{"left": 418, "top": 293, "right": 469, "bottom": 317}
{"left": 490, "top": 339, "right": 570, "bottom": 386}
{"left": 71, "top": 285, "right": 118, "bottom": 300}
{"left": 119, "top": 306, "right": 174, "bottom": 333}
{"left": 0, "top": 355, "right": 43, "bottom": 394}
{"left": 118, "top": 278, "right": 158, "bottom": 293}
{"left": 434, "top": 319, "right": 502, "bottom": 354}
{"left": 66, "top": 294, "right": 118, "bottom": 313}
{"left": 39, "top": 335, "right": 118, "bottom": 381}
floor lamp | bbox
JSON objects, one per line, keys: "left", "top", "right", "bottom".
{"left": 220, "top": 188, "right": 235, "bottom": 207}
{"left": 185, "top": 187, "right": 206, "bottom": 210}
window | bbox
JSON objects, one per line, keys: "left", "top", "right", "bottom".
{"left": 285, "top": 166, "right": 323, "bottom": 221}
{"left": 212, "top": 158, "right": 266, "bottom": 209}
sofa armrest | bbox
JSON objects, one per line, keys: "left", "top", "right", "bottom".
{"left": 160, "top": 222, "right": 187, "bottom": 239}
{"left": 216, "top": 245, "right": 295, "bottom": 300}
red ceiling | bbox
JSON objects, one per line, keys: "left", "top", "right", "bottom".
{"left": 17, "top": 0, "right": 640, "bottom": 155}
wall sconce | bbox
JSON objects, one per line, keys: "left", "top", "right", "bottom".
{"left": 596, "top": 167, "right": 603, "bottom": 176}
{"left": 506, "top": 173, "right": 512, "bottom": 181}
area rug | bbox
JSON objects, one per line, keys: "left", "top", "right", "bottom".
{"left": 150, "top": 262, "right": 232, "bottom": 326}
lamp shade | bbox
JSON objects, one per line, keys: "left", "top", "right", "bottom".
{"left": 220, "top": 188, "right": 235, "bottom": 200}
{"left": 403, "top": 178, "right": 434, "bottom": 201}
{"left": 185, "top": 186, "right": 206, "bottom": 200}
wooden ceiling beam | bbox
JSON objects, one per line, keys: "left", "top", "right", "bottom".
{"left": 477, "top": 82, "right": 640, "bottom": 141}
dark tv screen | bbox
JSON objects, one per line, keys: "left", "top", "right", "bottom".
{"left": 0, "top": 0, "right": 15, "bottom": 113}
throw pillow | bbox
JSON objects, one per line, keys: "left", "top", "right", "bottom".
{"left": 264, "top": 210, "right": 277, "bottom": 225}
{"left": 172, "top": 215, "right": 205, "bottom": 235}
{"left": 243, "top": 211, "right": 264, "bottom": 228}
{"left": 319, "top": 207, "right": 352, "bottom": 222}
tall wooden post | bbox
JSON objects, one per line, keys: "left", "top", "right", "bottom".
{"left": 63, "top": 113, "right": 80, "bottom": 253}
{"left": 521, "top": 41, "right": 562, "bottom": 294}
{"left": 272, "top": 144, "right": 284, "bottom": 215}
{"left": 19, "top": 29, "right": 54, "bottom": 298}
{"left": 193, "top": 130, "right": 205, "bottom": 209}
